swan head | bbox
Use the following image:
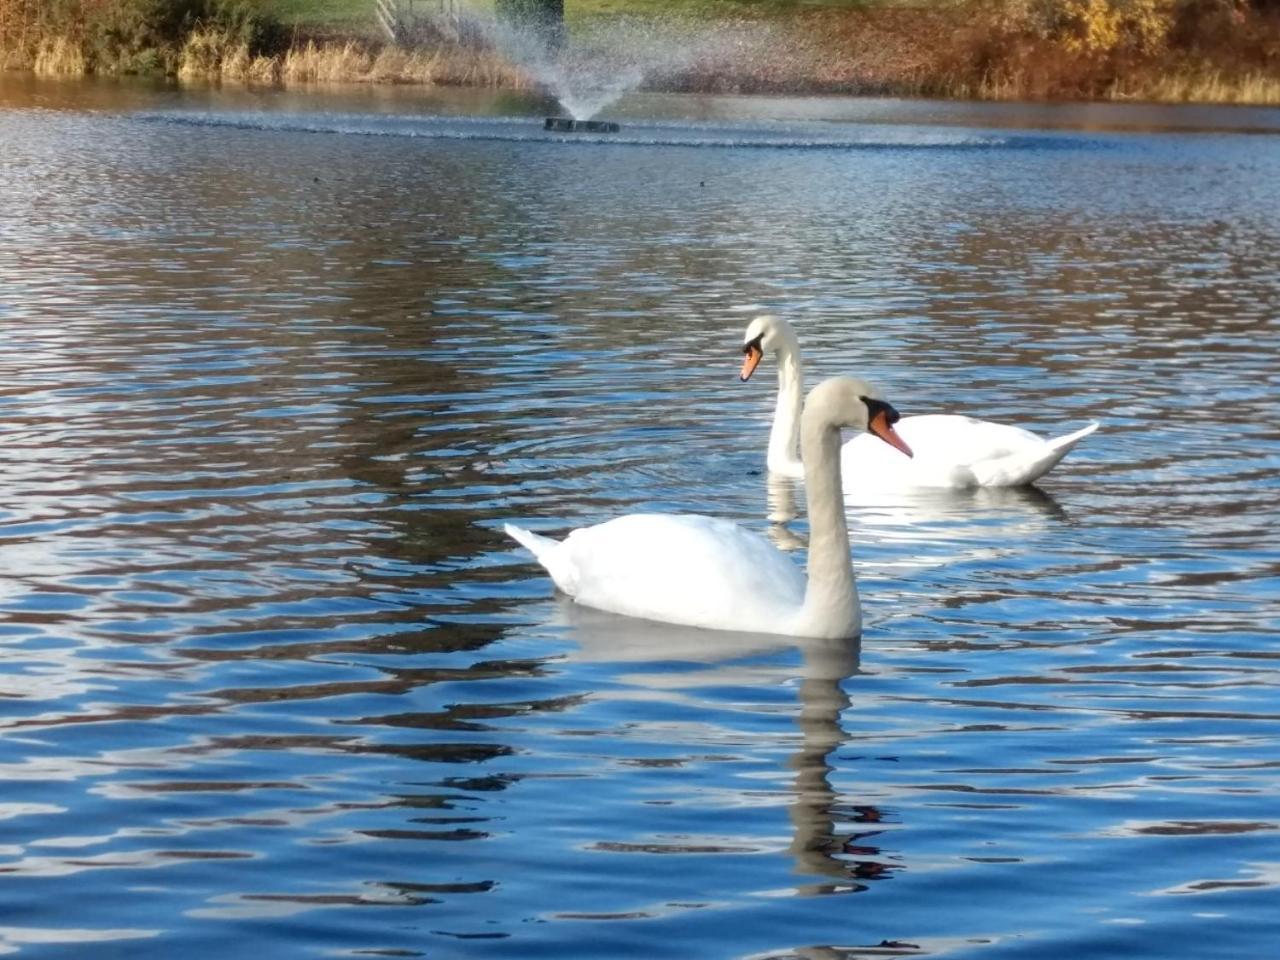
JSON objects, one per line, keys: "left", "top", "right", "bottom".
{"left": 805, "top": 376, "right": 913, "bottom": 458}
{"left": 740, "top": 314, "right": 798, "bottom": 381}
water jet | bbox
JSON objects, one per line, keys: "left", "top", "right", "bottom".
{"left": 419, "top": 7, "right": 764, "bottom": 125}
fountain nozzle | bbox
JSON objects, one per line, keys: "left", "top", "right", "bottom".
{"left": 545, "top": 117, "right": 621, "bottom": 134}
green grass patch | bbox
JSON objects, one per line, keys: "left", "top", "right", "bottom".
{"left": 250, "top": 0, "right": 374, "bottom": 33}
{"left": 566, "top": 0, "right": 875, "bottom": 17}
{"left": 249, "top": 0, "right": 879, "bottom": 34}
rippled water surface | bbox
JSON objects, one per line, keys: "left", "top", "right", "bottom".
{"left": 1, "top": 78, "right": 1278, "bottom": 959}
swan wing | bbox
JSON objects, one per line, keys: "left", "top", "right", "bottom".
{"left": 841, "top": 415, "right": 1098, "bottom": 489}
{"left": 841, "top": 420, "right": 979, "bottom": 488}
{"left": 900, "top": 414, "right": 1045, "bottom": 460}
{"left": 509, "top": 514, "right": 806, "bottom": 633}
{"left": 967, "top": 421, "right": 1100, "bottom": 486}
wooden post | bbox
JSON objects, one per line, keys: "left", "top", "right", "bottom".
{"left": 376, "top": 0, "right": 471, "bottom": 46}
{"left": 375, "top": 0, "right": 399, "bottom": 42}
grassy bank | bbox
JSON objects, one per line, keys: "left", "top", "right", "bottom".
{"left": 2, "top": 0, "right": 1279, "bottom": 104}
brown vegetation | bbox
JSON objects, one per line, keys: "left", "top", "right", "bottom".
{"left": 678, "top": 0, "right": 1280, "bottom": 103}
{"left": 281, "top": 38, "right": 528, "bottom": 86}
{"left": 1, "top": 0, "right": 1278, "bottom": 104}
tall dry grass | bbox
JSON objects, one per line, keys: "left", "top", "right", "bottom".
{"left": 33, "top": 36, "right": 86, "bottom": 76}
{"left": 1119, "top": 69, "right": 1280, "bottom": 104}
{"left": 178, "top": 26, "right": 278, "bottom": 83}
{"left": 282, "top": 41, "right": 373, "bottom": 83}
{"left": 278, "top": 39, "right": 530, "bottom": 87}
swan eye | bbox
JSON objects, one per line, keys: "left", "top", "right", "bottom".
{"left": 862, "top": 397, "right": 900, "bottom": 425}
{"left": 742, "top": 333, "right": 763, "bottom": 355}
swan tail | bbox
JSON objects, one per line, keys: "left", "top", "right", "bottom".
{"left": 970, "top": 422, "right": 1100, "bottom": 487}
{"left": 504, "top": 523, "right": 577, "bottom": 594}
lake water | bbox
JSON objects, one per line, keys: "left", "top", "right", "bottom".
{"left": 1, "top": 76, "right": 1278, "bottom": 959}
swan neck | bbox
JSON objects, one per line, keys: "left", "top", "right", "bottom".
{"left": 768, "top": 339, "right": 804, "bottom": 475}
{"left": 798, "top": 415, "right": 859, "bottom": 638}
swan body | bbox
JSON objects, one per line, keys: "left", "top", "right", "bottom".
{"left": 741, "top": 314, "right": 1097, "bottom": 489}
{"left": 506, "top": 376, "right": 911, "bottom": 640}
{"left": 505, "top": 514, "right": 806, "bottom": 634}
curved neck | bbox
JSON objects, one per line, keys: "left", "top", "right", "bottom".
{"left": 796, "top": 415, "right": 859, "bottom": 638}
{"left": 767, "top": 336, "right": 804, "bottom": 476}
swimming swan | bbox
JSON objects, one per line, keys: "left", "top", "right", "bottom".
{"left": 505, "top": 376, "right": 912, "bottom": 640}
{"left": 741, "top": 314, "right": 1098, "bottom": 489}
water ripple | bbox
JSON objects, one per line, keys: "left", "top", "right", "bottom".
{"left": 1, "top": 80, "right": 1278, "bottom": 960}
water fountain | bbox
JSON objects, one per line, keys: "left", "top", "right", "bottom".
{"left": 432, "top": 7, "right": 760, "bottom": 135}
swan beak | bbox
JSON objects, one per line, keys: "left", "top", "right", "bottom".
{"left": 870, "top": 412, "right": 913, "bottom": 458}
{"left": 740, "top": 344, "right": 763, "bottom": 381}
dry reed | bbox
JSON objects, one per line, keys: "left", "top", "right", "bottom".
{"left": 33, "top": 35, "right": 85, "bottom": 76}
{"left": 282, "top": 41, "right": 374, "bottom": 83}
{"left": 1121, "top": 70, "right": 1280, "bottom": 104}
{"left": 272, "top": 40, "right": 529, "bottom": 87}
{"left": 177, "top": 27, "right": 278, "bottom": 83}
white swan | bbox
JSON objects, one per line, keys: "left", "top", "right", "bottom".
{"left": 741, "top": 314, "right": 1098, "bottom": 489}
{"left": 505, "top": 376, "right": 912, "bottom": 640}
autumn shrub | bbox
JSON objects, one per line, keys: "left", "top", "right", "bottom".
{"left": 1171, "top": 0, "right": 1280, "bottom": 65}
{"left": 0, "top": 0, "right": 285, "bottom": 75}
{"left": 1052, "top": 0, "right": 1177, "bottom": 55}
{"left": 91, "top": 0, "right": 286, "bottom": 74}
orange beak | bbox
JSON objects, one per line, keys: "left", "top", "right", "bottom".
{"left": 739, "top": 344, "right": 763, "bottom": 382}
{"left": 869, "top": 410, "right": 913, "bottom": 458}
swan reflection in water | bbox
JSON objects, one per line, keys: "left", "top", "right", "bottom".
{"left": 524, "top": 473, "right": 1068, "bottom": 894}
{"left": 766, "top": 471, "right": 1069, "bottom": 568}
{"left": 549, "top": 600, "right": 897, "bottom": 893}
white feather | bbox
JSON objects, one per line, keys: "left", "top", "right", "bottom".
{"left": 506, "top": 514, "right": 804, "bottom": 633}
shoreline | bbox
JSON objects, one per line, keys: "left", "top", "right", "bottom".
{"left": 3, "top": 4, "right": 1280, "bottom": 107}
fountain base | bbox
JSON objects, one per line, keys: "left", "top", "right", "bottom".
{"left": 545, "top": 117, "right": 621, "bottom": 134}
